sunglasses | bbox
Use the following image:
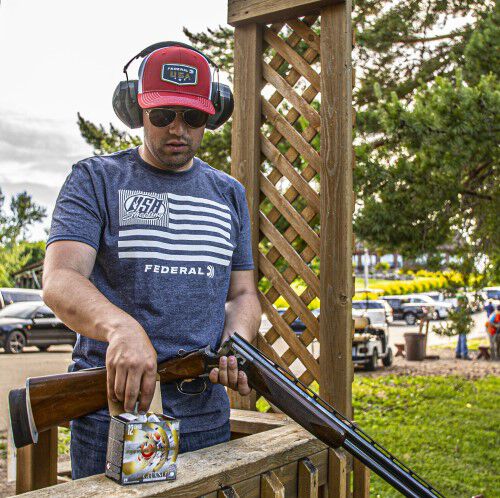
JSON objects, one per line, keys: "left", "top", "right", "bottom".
{"left": 145, "top": 107, "right": 209, "bottom": 128}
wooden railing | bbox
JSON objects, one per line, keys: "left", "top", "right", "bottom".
{"left": 11, "top": 409, "right": 370, "bottom": 497}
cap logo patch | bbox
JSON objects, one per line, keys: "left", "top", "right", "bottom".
{"left": 161, "top": 64, "right": 198, "bottom": 86}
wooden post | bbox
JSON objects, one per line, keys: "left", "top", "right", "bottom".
{"left": 16, "top": 427, "right": 58, "bottom": 494}
{"left": 261, "top": 470, "right": 285, "bottom": 497}
{"left": 319, "top": 0, "right": 353, "bottom": 417}
{"left": 229, "top": 20, "right": 262, "bottom": 411}
{"left": 231, "top": 22, "right": 263, "bottom": 285}
{"left": 298, "top": 457, "right": 319, "bottom": 497}
{"left": 353, "top": 457, "right": 370, "bottom": 498}
{"left": 328, "top": 448, "right": 347, "bottom": 498}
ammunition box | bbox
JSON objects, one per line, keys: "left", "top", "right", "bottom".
{"left": 105, "top": 412, "right": 180, "bottom": 485}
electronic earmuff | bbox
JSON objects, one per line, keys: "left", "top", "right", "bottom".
{"left": 112, "top": 41, "right": 234, "bottom": 130}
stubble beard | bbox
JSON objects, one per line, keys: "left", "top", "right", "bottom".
{"left": 146, "top": 137, "right": 197, "bottom": 171}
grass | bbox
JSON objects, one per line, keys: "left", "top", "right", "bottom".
{"left": 433, "top": 337, "right": 486, "bottom": 352}
{"left": 258, "top": 375, "right": 499, "bottom": 497}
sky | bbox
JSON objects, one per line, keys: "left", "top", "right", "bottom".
{"left": 0, "top": 0, "right": 230, "bottom": 241}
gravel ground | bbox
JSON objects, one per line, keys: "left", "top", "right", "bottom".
{"left": 358, "top": 345, "right": 500, "bottom": 380}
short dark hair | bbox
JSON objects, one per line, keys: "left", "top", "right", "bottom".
{"left": 497, "top": 304, "right": 500, "bottom": 311}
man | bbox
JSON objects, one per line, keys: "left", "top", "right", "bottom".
{"left": 42, "top": 44, "right": 262, "bottom": 479}
{"left": 486, "top": 304, "right": 500, "bottom": 361}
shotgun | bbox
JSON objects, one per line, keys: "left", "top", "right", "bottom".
{"left": 9, "top": 332, "right": 445, "bottom": 497}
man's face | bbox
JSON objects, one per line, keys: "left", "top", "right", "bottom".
{"left": 142, "top": 106, "right": 206, "bottom": 170}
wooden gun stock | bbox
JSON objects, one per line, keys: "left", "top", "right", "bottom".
{"left": 9, "top": 346, "right": 219, "bottom": 448}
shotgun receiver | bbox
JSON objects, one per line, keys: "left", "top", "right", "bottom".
{"left": 9, "top": 333, "right": 444, "bottom": 497}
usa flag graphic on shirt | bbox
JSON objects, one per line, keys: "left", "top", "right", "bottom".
{"left": 118, "top": 190, "right": 233, "bottom": 267}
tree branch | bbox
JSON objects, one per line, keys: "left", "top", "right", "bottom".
{"left": 395, "top": 31, "right": 468, "bottom": 45}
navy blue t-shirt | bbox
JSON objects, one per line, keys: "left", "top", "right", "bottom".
{"left": 47, "top": 147, "right": 254, "bottom": 433}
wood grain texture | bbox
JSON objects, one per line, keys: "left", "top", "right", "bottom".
{"left": 217, "top": 487, "right": 240, "bottom": 498}
{"left": 260, "top": 173, "right": 320, "bottom": 254}
{"left": 231, "top": 22, "right": 262, "bottom": 286}
{"left": 261, "top": 470, "right": 285, "bottom": 497}
{"left": 18, "top": 424, "right": 327, "bottom": 498}
{"left": 298, "top": 457, "right": 319, "bottom": 497}
{"left": 328, "top": 448, "right": 347, "bottom": 498}
{"left": 262, "top": 98, "right": 321, "bottom": 173}
{"left": 16, "top": 427, "right": 58, "bottom": 494}
{"left": 261, "top": 136, "right": 320, "bottom": 213}
{"left": 259, "top": 297, "right": 320, "bottom": 380}
{"left": 262, "top": 62, "right": 321, "bottom": 131}
{"left": 264, "top": 28, "right": 321, "bottom": 92}
{"left": 228, "top": 0, "right": 341, "bottom": 26}
{"left": 259, "top": 213, "right": 320, "bottom": 296}
{"left": 230, "top": 408, "right": 293, "bottom": 434}
{"left": 353, "top": 457, "right": 370, "bottom": 498}
{"left": 319, "top": 1, "right": 353, "bottom": 417}
{"left": 230, "top": 22, "right": 262, "bottom": 411}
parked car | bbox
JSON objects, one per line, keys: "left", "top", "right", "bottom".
{"left": 380, "top": 296, "right": 430, "bottom": 325}
{"left": 0, "top": 288, "right": 43, "bottom": 309}
{"left": 0, "top": 302, "right": 76, "bottom": 354}
{"left": 352, "top": 316, "right": 393, "bottom": 371}
{"left": 483, "top": 286, "right": 500, "bottom": 302}
{"left": 352, "top": 300, "right": 393, "bottom": 325}
{"left": 406, "top": 294, "right": 452, "bottom": 320}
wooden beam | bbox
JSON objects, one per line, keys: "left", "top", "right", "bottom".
{"left": 319, "top": 1, "right": 353, "bottom": 417}
{"left": 231, "top": 22, "right": 262, "bottom": 289}
{"left": 16, "top": 427, "right": 58, "bottom": 494}
{"left": 228, "top": 0, "right": 344, "bottom": 26}
{"left": 230, "top": 21, "right": 262, "bottom": 411}
{"left": 18, "top": 424, "right": 327, "bottom": 498}
{"left": 229, "top": 408, "right": 292, "bottom": 434}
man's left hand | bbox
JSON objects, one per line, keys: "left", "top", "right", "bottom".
{"left": 208, "top": 355, "right": 251, "bottom": 396}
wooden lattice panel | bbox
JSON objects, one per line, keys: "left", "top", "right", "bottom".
{"left": 256, "top": 16, "right": 323, "bottom": 401}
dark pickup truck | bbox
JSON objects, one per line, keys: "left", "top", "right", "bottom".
{"left": 380, "top": 296, "right": 430, "bottom": 325}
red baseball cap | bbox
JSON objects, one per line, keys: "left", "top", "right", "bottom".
{"left": 138, "top": 46, "right": 215, "bottom": 115}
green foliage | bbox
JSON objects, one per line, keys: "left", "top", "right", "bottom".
{"left": 353, "top": 375, "right": 499, "bottom": 497}
{"left": 0, "top": 241, "right": 45, "bottom": 287}
{"left": 0, "top": 187, "right": 47, "bottom": 286}
{"left": 77, "top": 113, "right": 142, "bottom": 155}
{"left": 0, "top": 190, "right": 46, "bottom": 246}
{"left": 355, "top": 3, "right": 499, "bottom": 270}
{"left": 436, "top": 296, "right": 474, "bottom": 336}
{"left": 374, "top": 261, "right": 390, "bottom": 272}
{"left": 259, "top": 375, "right": 499, "bottom": 497}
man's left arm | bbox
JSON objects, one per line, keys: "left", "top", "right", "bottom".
{"left": 208, "top": 269, "right": 261, "bottom": 395}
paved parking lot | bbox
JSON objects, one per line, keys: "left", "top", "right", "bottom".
{"left": 0, "top": 346, "right": 73, "bottom": 432}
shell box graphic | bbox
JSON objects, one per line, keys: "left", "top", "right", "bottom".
{"left": 105, "top": 412, "right": 180, "bottom": 485}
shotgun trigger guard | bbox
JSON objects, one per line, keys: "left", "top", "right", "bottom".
{"left": 176, "top": 378, "right": 207, "bottom": 395}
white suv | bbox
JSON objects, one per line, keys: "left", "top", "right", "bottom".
{"left": 352, "top": 300, "right": 392, "bottom": 327}
{"left": 407, "top": 294, "right": 452, "bottom": 320}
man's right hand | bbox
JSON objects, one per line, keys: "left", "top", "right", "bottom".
{"left": 105, "top": 322, "right": 157, "bottom": 413}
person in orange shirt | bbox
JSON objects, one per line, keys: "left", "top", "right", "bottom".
{"left": 486, "top": 305, "right": 500, "bottom": 360}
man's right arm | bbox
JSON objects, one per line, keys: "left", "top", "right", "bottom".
{"left": 42, "top": 240, "right": 157, "bottom": 413}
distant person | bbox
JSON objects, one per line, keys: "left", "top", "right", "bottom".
{"left": 455, "top": 297, "right": 471, "bottom": 360}
{"left": 486, "top": 305, "right": 500, "bottom": 361}
{"left": 484, "top": 299, "right": 495, "bottom": 318}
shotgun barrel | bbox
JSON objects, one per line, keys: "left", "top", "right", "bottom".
{"left": 219, "top": 333, "right": 445, "bottom": 498}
